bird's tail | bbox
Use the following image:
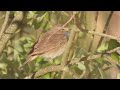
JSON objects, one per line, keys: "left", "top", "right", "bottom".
{"left": 18, "top": 59, "right": 31, "bottom": 70}
{"left": 18, "top": 55, "right": 37, "bottom": 70}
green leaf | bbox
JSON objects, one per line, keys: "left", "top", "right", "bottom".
{"left": 96, "top": 58, "right": 103, "bottom": 64}
{"left": 41, "top": 73, "right": 51, "bottom": 79}
{"left": 27, "top": 11, "right": 37, "bottom": 19}
{"left": 97, "top": 42, "right": 108, "bottom": 52}
{"left": 36, "top": 12, "right": 48, "bottom": 22}
{"left": 54, "top": 59, "right": 61, "bottom": 65}
{"left": 36, "top": 57, "right": 43, "bottom": 63}
{"left": 0, "top": 63, "right": 7, "bottom": 74}
{"left": 108, "top": 39, "right": 120, "bottom": 50}
{"left": 111, "top": 52, "right": 119, "bottom": 62}
{"left": 27, "top": 19, "right": 34, "bottom": 26}
{"left": 77, "top": 62, "right": 86, "bottom": 71}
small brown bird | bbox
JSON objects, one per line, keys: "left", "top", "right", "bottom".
{"left": 19, "top": 25, "right": 69, "bottom": 69}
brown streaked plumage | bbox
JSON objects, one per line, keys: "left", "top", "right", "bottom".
{"left": 19, "top": 25, "right": 69, "bottom": 69}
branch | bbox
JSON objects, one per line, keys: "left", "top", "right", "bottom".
{"left": 34, "top": 65, "right": 62, "bottom": 78}
{"left": 61, "top": 26, "right": 76, "bottom": 66}
{"left": 88, "top": 30, "right": 120, "bottom": 43}
{"left": 0, "top": 11, "right": 23, "bottom": 54}
{"left": 62, "top": 11, "right": 77, "bottom": 28}
{"left": 61, "top": 66, "right": 85, "bottom": 79}
{"left": 60, "top": 12, "right": 79, "bottom": 78}
{"left": 0, "top": 11, "right": 10, "bottom": 39}
{"left": 70, "top": 54, "right": 102, "bottom": 65}
{"left": 24, "top": 65, "right": 81, "bottom": 79}
{"left": 106, "top": 47, "right": 120, "bottom": 54}
{"left": 70, "top": 46, "right": 120, "bottom": 65}
{"left": 77, "top": 27, "right": 120, "bottom": 43}
{"left": 64, "top": 68, "right": 80, "bottom": 79}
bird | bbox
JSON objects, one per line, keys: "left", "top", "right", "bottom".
{"left": 19, "top": 24, "right": 69, "bottom": 69}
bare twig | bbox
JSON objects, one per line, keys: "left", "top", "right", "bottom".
{"left": 106, "top": 47, "right": 120, "bottom": 54}
{"left": 60, "top": 12, "right": 77, "bottom": 67}
{"left": 104, "top": 55, "right": 119, "bottom": 65}
{"left": 79, "top": 70, "right": 86, "bottom": 79}
{"left": 0, "top": 11, "right": 10, "bottom": 39}
{"left": 61, "top": 71, "right": 66, "bottom": 79}
{"left": 70, "top": 54, "right": 102, "bottom": 65}
{"left": 60, "top": 27, "right": 76, "bottom": 78}
{"left": 61, "top": 26, "right": 76, "bottom": 66}
{"left": 60, "top": 12, "right": 79, "bottom": 78}
{"left": 62, "top": 11, "right": 77, "bottom": 28}
{"left": 34, "top": 65, "right": 62, "bottom": 78}
{"left": 70, "top": 46, "right": 120, "bottom": 65}
{"left": 25, "top": 65, "right": 81, "bottom": 79}
{"left": 88, "top": 30, "right": 120, "bottom": 42}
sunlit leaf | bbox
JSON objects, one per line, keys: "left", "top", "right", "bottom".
{"left": 36, "top": 12, "right": 48, "bottom": 22}
{"left": 96, "top": 58, "right": 104, "bottom": 64}
{"left": 111, "top": 52, "right": 119, "bottom": 62}
{"left": 27, "top": 11, "right": 37, "bottom": 19}
{"left": 97, "top": 42, "right": 108, "bottom": 52}
{"left": 0, "top": 63, "right": 7, "bottom": 74}
{"left": 53, "top": 59, "right": 61, "bottom": 65}
{"left": 77, "top": 62, "right": 86, "bottom": 71}
{"left": 41, "top": 73, "right": 51, "bottom": 79}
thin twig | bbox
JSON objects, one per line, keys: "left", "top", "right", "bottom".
{"left": 70, "top": 54, "right": 102, "bottom": 65}
{"left": 0, "top": 11, "right": 10, "bottom": 39}
{"left": 60, "top": 29, "right": 76, "bottom": 78}
{"left": 88, "top": 30, "right": 120, "bottom": 42}
{"left": 61, "top": 26, "right": 76, "bottom": 66}
{"left": 104, "top": 55, "right": 119, "bottom": 65}
{"left": 61, "top": 11, "right": 77, "bottom": 29}
{"left": 97, "top": 66, "right": 104, "bottom": 79}
{"left": 34, "top": 65, "right": 62, "bottom": 78}
{"left": 78, "top": 27, "right": 120, "bottom": 43}
{"left": 79, "top": 70, "right": 86, "bottom": 79}
{"left": 106, "top": 47, "right": 120, "bottom": 54}
{"left": 60, "top": 12, "right": 79, "bottom": 78}
{"left": 60, "top": 12, "right": 77, "bottom": 67}
{"left": 61, "top": 71, "right": 66, "bottom": 79}
{"left": 70, "top": 46, "right": 120, "bottom": 65}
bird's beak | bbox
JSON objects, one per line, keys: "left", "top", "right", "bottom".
{"left": 63, "top": 27, "right": 69, "bottom": 31}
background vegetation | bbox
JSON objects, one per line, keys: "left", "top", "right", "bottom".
{"left": 0, "top": 11, "right": 120, "bottom": 79}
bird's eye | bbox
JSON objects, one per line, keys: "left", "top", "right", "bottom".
{"left": 64, "top": 31, "right": 69, "bottom": 36}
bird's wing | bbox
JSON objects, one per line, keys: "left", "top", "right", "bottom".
{"left": 29, "top": 33, "right": 67, "bottom": 56}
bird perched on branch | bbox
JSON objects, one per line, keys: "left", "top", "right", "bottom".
{"left": 19, "top": 25, "right": 69, "bottom": 69}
